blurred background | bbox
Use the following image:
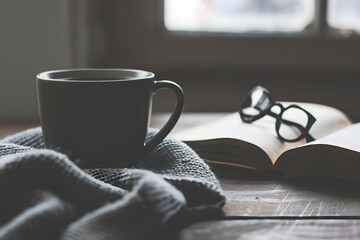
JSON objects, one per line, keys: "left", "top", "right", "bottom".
{"left": 0, "top": 0, "right": 359, "bottom": 122}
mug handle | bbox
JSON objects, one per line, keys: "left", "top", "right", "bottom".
{"left": 143, "top": 80, "right": 185, "bottom": 155}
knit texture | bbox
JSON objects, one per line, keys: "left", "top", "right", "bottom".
{"left": 0, "top": 128, "right": 225, "bottom": 240}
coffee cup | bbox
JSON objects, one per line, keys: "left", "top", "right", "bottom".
{"left": 36, "top": 68, "right": 184, "bottom": 168}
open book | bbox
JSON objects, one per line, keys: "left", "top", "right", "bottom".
{"left": 173, "top": 102, "right": 360, "bottom": 182}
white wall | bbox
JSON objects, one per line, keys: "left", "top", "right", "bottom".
{"left": 0, "top": 0, "right": 71, "bottom": 119}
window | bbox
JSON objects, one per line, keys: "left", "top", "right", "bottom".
{"left": 75, "top": 1, "right": 360, "bottom": 77}
{"left": 328, "top": 0, "right": 360, "bottom": 36}
{"left": 164, "top": 0, "right": 360, "bottom": 37}
{"left": 165, "top": 0, "right": 315, "bottom": 33}
{"left": 70, "top": 1, "right": 360, "bottom": 119}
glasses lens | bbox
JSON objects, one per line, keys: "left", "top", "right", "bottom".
{"left": 278, "top": 106, "right": 309, "bottom": 141}
{"left": 241, "top": 88, "right": 271, "bottom": 118}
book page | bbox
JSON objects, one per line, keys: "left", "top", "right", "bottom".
{"left": 285, "top": 102, "right": 352, "bottom": 140}
{"left": 174, "top": 102, "right": 352, "bottom": 165}
{"left": 305, "top": 123, "right": 360, "bottom": 151}
{"left": 174, "top": 112, "right": 304, "bottom": 164}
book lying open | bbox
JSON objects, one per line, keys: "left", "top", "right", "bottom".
{"left": 173, "top": 102, "right": 360, "bottom": 182}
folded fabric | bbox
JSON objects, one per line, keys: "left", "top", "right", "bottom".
{"left": 0, "top": 128, "right": 225, "bottom": 240}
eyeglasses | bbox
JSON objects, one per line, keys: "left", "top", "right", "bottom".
{"left": 239, "top": 86, "right": 316, "bottom": 143}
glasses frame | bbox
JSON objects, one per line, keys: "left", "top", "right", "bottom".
{"left": 239, "top": 86, "right": 316, "bottom": 143}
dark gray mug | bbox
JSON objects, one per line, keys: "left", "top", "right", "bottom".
{"left": 36, "top": 68, "right": 184, "bottom": 168}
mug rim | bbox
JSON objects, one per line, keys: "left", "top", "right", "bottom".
{"left": 37, "top": 68, "right": 155, "bottom": 83}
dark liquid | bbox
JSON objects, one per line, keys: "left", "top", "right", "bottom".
{"left": 41, "top": 69, "right": 153, "bottom": 82}
{"left": 62, "top": 77, "right": 135, "bottom": 81}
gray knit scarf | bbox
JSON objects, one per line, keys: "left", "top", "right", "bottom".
{"left": 0, "top": 128, "right": 225, "bottom": 240}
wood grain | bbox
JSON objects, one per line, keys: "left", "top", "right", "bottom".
{"left": 179, "top": 219, "right": 360, "bottom": 240}
{"left": 221, "top": 178, "right": 360, "bottom": 217}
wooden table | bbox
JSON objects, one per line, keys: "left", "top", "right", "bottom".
{"left": 153, "top": 114, "right": 360, "bottom": 240}
{"left": 1, "top": 113, "right": 360, "bottom": 239}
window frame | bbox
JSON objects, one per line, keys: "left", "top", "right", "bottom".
{"left": 132, "top": 0, "right": 360, "bottom": 75}
{"left": 73, "top": 0, "right": 360, "bottom": 76}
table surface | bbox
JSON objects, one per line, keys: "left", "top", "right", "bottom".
{"left": 1, "top": 113, "right": 360, "bottom": 239}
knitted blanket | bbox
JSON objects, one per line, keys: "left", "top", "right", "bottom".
{"left": 0, "top": 128, "right": 225, "bottom": 240}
